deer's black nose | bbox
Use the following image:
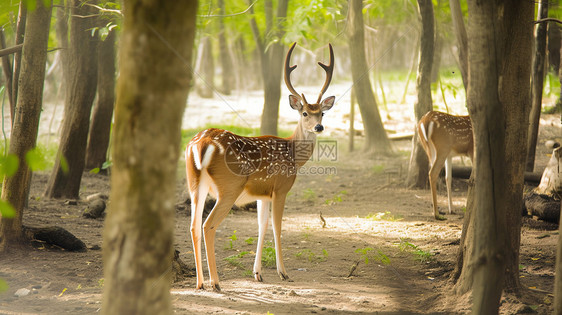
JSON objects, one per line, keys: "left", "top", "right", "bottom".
{"left": 314, "top": 124, "right": 324, "bottom": 133}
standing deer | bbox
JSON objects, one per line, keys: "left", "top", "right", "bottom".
{"left": 186, "top": 43, "right": 335, "bottom": 291}
{"left": 417, "top": 111, "right": 473, "bottom": 220}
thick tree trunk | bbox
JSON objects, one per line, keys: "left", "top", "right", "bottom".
{"left": 449, "top": 0, "right": 468, "bottom": 91}
{"left": 527, "top": 0, "right": 549, "bottom": 172}
{"left": 0, "top": 0, "right": 52, "bottom": 252}
{"left": 86, "top": 29, "right": 116, "bottom": 170}
{"left": 101, "top": 1, "right": 197, "bottom": 313}
{"left": 406, "top": 0, "right": 434, "bottom": 188}
{"left": 455, "top": 2, "right": 533, "bottom": 313}
{"left": 347, "top": 0, "right": 392, "bottom": 154}
{"left": 44, "top": 0, "right": 99, "bottom": 199}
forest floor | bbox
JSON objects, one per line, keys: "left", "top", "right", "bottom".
{"left": 1, "top": 82, "right": 561, "bottom": 314}
{"left": 1, "top": 113, "right": 560, "bottom": 314}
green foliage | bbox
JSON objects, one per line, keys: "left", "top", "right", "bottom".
{"left": 398, "top": 239, "right": 435, "bottom": 263}
{"left": 0, "top": 154, "right": 19, "bottom": 177}
{"left": 225, "top": 230, "right": 238, "bottom": 249}
{"left": 60, "top": 156, "right": 69, "bottom": 174}
{"left": 371, "top": 164, "right": 384, "bottom": 174}
{"left": 0, "top": 199, "right": 15, "bottom": 218}
{"left": 25, "top": 147, "right": 49, "bottom": 171}
{"left": 355, "top": 247, "right": 390, "bottom": 265}
{"left": 262, "top": 246, "right": 276, "bottom": 268}
{"left": 245, "top": 237, "right": 255, "bottom": 245}
{"left": 0, "top": 278, "right": 8, "bottom": 293}
{"left": 325, "top": 190, "right": 347, "bottom": 206}
{"left": 224, "top": 251, "right": 250, "bottom": 268}
{"left": 295, "top": 248, "right": 328, "bottom": 263}
{"left": 366, "top": 211, "right": 403, "bottom": 222}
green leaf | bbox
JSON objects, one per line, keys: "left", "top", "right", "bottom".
{"left": 102, "top": 161, "right": 112, "bottom": 170}
{"left": 0, "top": 154, "right": 19, "bottom": 177}
{"left": 25, "top": 148, "right": 48, "bottom": 171}
{"left": 0, "top": 199, "right": 16, "bottom": 218}
{"left": 0, "top": 278, "right": 8, "bottom": 293}
{"left": 60, "top": 156, "right": 69, "bottom": 174}
{"left": 89, "top": 168, "right": 100, "bottom": 174}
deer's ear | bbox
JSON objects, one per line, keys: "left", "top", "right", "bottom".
{"left": 289, "top": 95, "right": 302, "bottom": 111}
{"left": 320, "top": 96, "right": 335, "bottom": 111}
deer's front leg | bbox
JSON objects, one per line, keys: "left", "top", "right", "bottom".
{"left": 253, "top": 200, "right": 271, "bottom": 282}
{"left": 272, "top": 194, "right": 290, "bottom": 281}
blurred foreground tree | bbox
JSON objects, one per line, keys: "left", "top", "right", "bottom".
{"left": 101, "top": 0, "right": 197, "bottom": 313}
{"left": 0, "top": 0, "right": 52, "bottom": 252}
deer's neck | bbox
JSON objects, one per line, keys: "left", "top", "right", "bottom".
{"left": 286, "top": 121, "right": 316, "bottom": 166}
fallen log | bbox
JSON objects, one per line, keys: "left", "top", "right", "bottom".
{"left": 23, "top": 226, "right": 87, "bottom": 252}
{"left": 524, "top": 147, "right": 561, "bottom": 222}
{"left": 451, "top": 165, "right": 543, "bottom": 184}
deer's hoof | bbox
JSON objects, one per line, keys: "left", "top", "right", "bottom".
{"left": 254, "top": 272, "right": 263, "bottom": 282}
{"left": 212, "top": 283, "right": 221, "bottom": 292}
{"left": 279, "top": 272, "right": 292, "bottom": 281}
{"left": 196, "top": 283, "right": 205, "bottom": 290}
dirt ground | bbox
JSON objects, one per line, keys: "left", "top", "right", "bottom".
{"left": 0, "top": 114, "right": 561, "bottom": 314}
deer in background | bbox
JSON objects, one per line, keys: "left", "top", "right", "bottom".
{"left": 417, "top": 111, "right": 473, "bottom": 220}
{"left": 186, "top": 43, "right": 335, "bottom": 291}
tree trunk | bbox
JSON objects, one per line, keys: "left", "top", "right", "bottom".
{"left": 0, "top": 30, "right": 14, "bottom": 113}
{"left": 250, "top": 0, "right": 288, "bottom": 136}
{"left": 195, "top": 36, "right": 214, "bottom": 98}
{"left": 455, "top": 2, "right": 533, "bottom": 313}
{"left": 44, "top": 0, "right": 99, "bottom": 199}
{"left": 101, "top": 1, "right": 197, "bottom": 313}
{"left": 55, "top": 1, "right": 70, "bottom": 105}
{"left": 555, "top": 198, "right": 562, "bottom": 314}
{"left": 11, "top": 1, "right": 26, "bottom": 121}
{"left": 526, "top": 0, "right": 549, "bottom": 172}
{"left": 0, "top": 0, "right": 52, "bottom": 252}
{"left": 218, "top": 0, "right": 233, "bottom": 95}
{"left": 406, "top": 0, "right": 434, "bottom": 188}
{"left": 86, "top": 29, "right": 116, "bottom": 170}
{"left": 347, "top": 0, "right": 392, "bottom": 154}
{"left": 449, "top": 0, "right": 468, "bottom": 91}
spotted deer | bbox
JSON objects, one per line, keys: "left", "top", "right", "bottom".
{"left": 185, "top": 43, "right": 335, "bottom": 291}
{"left": 417, "top": 111, "right": 473, "bottom": 220}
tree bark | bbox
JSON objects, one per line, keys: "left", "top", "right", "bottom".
{"left": 86, "top": 29, "right": 116, "bottom": 170}
{"left": 555, "top": 198, "right": 562, "bottom": 314}
{"left": 11, "top": 1, "right": 26, "bottom": 121}
{"left": 249, "top": 0, "right": 289, "bottom": 136}
{"left": 195, "top": 36, "right": 214, "bottom": 98}
{"left": 101, "top": 0, "right": 197, "bottom": 313}
{"left": 0, "top": 0, "right": 52, "bottom": 252}
{"left": 347, "top": 0, "right": 392, "bottom": 154}
{"left": 526, "top": 0, "right": 549, "bottom": 172}
{"left": 406, "top": 0, "right": 434, "bottom": 188}
{"left": 449, "top": 0, "right": 468, "bottom": 91}
{"left": 44, "top": 0, "right": 99, "bottom": 199}
{"left": 454, "top": 2, "right": 533, "bottom": 313}
{"left": 218, "top": 0, "right": 233, "bottom": 95}
{"left": 0, "top": 29, "right": 14, "bottom": 113}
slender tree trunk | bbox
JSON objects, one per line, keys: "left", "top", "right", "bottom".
{"left": 455, "top": 2, "right": 533, "bottom": 313}
{"left": 55, "top": 1, "right": 69, "bottom": 105}
{"left": 347, "top": 0, "right": 392, "bottom": 154}
{"left": 449, "top": 0, "right": 468, "bottom": 91}
{"left": 101, "top": 1, "right": 197, "bottom": 313}
{"left": 195, "top": 36, "right": 214, "bottom": 98}
{"left": 406, "top": 0, "right": 434, "bottom": 188}
{"left": 555, "top": 197, "right": 562, "bottom": 313}
{"left": 44, "top": 0, "right": 99, "bottom": 199}
{"left": 11, "top": 1, "right": 26, "bottom": 121}
{"left": 218, "top": 0, "right": 233, "bottom": 95}
{"left": 0, "top": 0, "right": 52, "bottom": 252}
{"left": 0, "top": 29, "right": 14, "bottom": 113}
{"left": 86, "top": 29, "right": 116, "bottom": 170}
{"left": 526, "top": 0, "right": 549, "bottom": 172}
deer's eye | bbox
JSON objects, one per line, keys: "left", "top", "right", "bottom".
{"left": 303, "top": 112, "right": 308, "bottom": 117}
